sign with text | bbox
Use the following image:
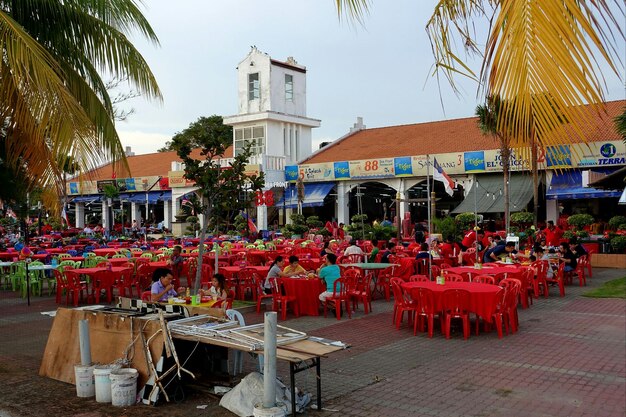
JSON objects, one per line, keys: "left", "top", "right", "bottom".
{"left": 348, "top": 158, "right": 394, "bottom": 179}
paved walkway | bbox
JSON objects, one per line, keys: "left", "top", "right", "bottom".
{"left": 0, "top": 268, "right": 623, "bottom": 417}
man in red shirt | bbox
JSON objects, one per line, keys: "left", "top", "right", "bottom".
{"left": 544, "top": 221, "right": 563, "bottom": 247}
{"left": 440, "top": 235, "right": 461, "bottom": 263}
{"left": 461, "top": 229, "right": 484, "bottom": 251}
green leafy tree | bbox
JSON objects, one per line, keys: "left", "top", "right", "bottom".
{"left": 171, "top": 115, "right": 265, "bottom": 294}
{"left": 615, "top": 106, "right": 626, "bottom": 144}
{"left": 0, "top": 0, "right": 161, "bottom": 199}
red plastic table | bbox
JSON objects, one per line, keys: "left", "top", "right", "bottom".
{"left": 401, "top": 281, "right": 502, "bottom": 323}
{"left": 218, "top": 265, "right": 270, "bottom": 280}
{"left": 92, "top": 248, "right": 119, "bottom": 257}
{"left": 448, "top": 265, "right": 523, "bottom": 278}
{"left": 280, "top": 277, "right": 326, "bottom": 316}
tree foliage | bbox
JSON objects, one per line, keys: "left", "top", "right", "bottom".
{"left": 170, "top": 115, "right": 265, "bottom": 294}
{"left": 0, "top": 0, "right": 161, "bottom": 204}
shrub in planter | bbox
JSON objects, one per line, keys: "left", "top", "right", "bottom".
{"left": 567, "top": 214, "right": 594, "bottom": 230}
{"left": 608, "top": 216, "right": 626, "bottom": 230}
{"left": 562, "top": 230, "right": 575, "bottom": 240}
{"left": 455, "top": 212, "right": 475, "bottom": 231}
{"left": 610, "top": 235, "right": 626, "bottom": 253}
{"left": 306, "top": 216, "right": 323, "bottom": 229}
{"left": 510, "top": 211, "right": 534, "bottom": 225}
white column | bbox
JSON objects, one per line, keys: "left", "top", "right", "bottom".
{"left": 398, "top": 178, "right": 409, "bottom": 223}
{"left": 163, "top": 200, "right": 172, "bottom": 230}
{"left": 546, "top": 199, "right": 559, "bottom": 224}
{"left": 101, "top": 201, "right": 109, "bottom": 230}
{"left": 75, "top": 203, "right": 85, "bottom": 228}
{"left": 131, "top": 202, "right": 140, "bottom": 223}
{"left": 285, "top": 208, "right": 293, "bottom": 225}
{"left": 336, "top": 181, "right": 349, "bottom": 225}
{"left": 257, "top": 205, "right": 268, "bottom": 231}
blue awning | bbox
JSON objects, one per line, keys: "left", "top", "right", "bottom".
{"left": 122, "top": 191, "right": 171, "bottom": 204}
{"left": 547, "top": 170, "right": 622, "bottom": 200}
{"left": 70, "top": 195, "right": 100, "bottom": 203}
{"left": 279, "top": 182, "right": 335, "bottom": 208}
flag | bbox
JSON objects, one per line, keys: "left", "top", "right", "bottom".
{"left": 181, "top": 193, "right": 195, "bottom": 215}
{"left": 61, "top": 206, "right": 70, "bottom": 226}
{"left": 240, "top": 211, "right": 258, "bottom": 234}
{"left": 433, "top": 158, "right": 455, "bottom": 196}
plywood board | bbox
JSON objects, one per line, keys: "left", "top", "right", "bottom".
{"left": 39, "top": 308, "right": 164, "bottom": 387}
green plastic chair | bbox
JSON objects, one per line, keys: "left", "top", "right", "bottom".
{"left": 85, "top": 252, "right": 96, "bottom": 257}
{"left": 9, "top": 261, "right": 26, "bottom": 292}
{"left": 111, "top": 254, "right": 126, "bottom": 258}
{"left": 57, "top": 253, "right": 71, "bottom": 259}
{"left": 23, "top": 261, "right": 44, "bottom": 297}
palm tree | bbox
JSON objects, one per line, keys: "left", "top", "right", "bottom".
{"left": 615, "top": 106, "right": 626, "bottom": 143}
{"left": 476, "top": 96, "right": 512, "bottom": 233}
{"left": 0, "top": 0, "right": 161, "bottom": 201}
{"left": 336, "top": 1, "right": 624, "bottom": 163}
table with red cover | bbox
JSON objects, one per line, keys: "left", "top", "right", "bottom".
{"left": 92, "top": 248, "right": 119, "bottom": 257}
{"left": 280, "top": 277, "right": 326, "bottom": 316}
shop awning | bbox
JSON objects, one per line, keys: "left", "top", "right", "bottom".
{"left": 279, "top": 182, "right": 335, "bottom": 208}
{"left": 451, "top": 174, "right": 534, "bottom": 214}
{"left": 121, "top": 191, "right": 172, "bottom": 204}
{"left": 546, "top": 170, "right": 622, "bottom": 200}
{"left": 619, "top": 187, "right": 626, "bottom": 205}
{"left": 70, "top": 195, "right": 100, "bottom": 203}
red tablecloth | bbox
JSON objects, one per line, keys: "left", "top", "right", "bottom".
{"left": 109, "top": 257, "right": 134, "bottom": 266}
{"left": 92, "top": 248, "right": 118, "bottom": 257}
{"left": 402, "top": 281, "right": 502, "bottom": 323}
{"left": 62, "top": 256, "right": 86, "bottom": 263}
{"left": 394, "top": 257, "right": 415, "bottom": 279}
{"left": 280, "top": 278, "right": 325, "bottom": 316}
{"left": 0, "top": 252, "right": 18, "bottom": 260}
{"left": 73, "top": 266, "right": 129, "bottom": 276}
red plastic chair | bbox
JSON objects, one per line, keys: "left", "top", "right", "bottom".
{"left": 141, "top": 290, "right": 152, "bottom": 302}
{"left": 274, "top": 279, "right": 299, "bottom": 320}
{"left": 517, "top": 268, "right": 534, "bottom": 308}
{"left": 135, "top": 264, "right": 153, "bottom": 296}
{"left": 112, "top": 267, "right": 135, "bottom": 298}
{"left": 237, "top": 268, "right": 257, "bottom": 301}
{"left": 390, "top": 278, "right": 417, "bottom": 329}
{"left": 323, "top": 278, "right": 351, "bottom": 320}
{"left": 546, "top": 263, "right": 566, "bottom": 297}
{"left": 255, "top": 275, "right": 274, "bottom": 313}
{"left": 415, "top": 258, "right": 429, "bottom": 275}
{"left": 585, "top": 251, "right": 593, "bottom": 278}
{"left": 376, "top": 266, "right": 395, "bottom": 301}
{"left": 441, "top": 289, "right": 471, "bottom": 339}
{"left": 409, "top": 286, "right": 438, "bottom": 337}
{"left": 408, "top": 274, "right": 430, "bottom": 282}
{"left": 530, "top": 260, "right": 549, "bottom": 298}
{"left": 53, "top": 269, "right": 69, "bottom": 304}
{"left": 92, "top": 270, "right": 114, "bottom": 304}
{"left": 499, "top": 278, "right": 521, "bottom": 333}
{"left": 475, "top": 287, "right": 506, "bottom": 338}
{"left": 64, "top": 270, "right": 89, "bottom": 307}
{"left": 347, "top": 272, "right": 373, "bottom": 314}
{"left": 430, "top": 265, "right": 441, "bottom": 278}
{"left": 472, "top": 275, "right": 495, "bottom": 285}
{"left": 574, "top": 255, "right": 588, "bottom": 286}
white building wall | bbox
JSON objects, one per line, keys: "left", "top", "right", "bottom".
{"left": 236, "top": 49, "right": 271, "bottom": 114}
{"left": 268, "top": 62, "right": 306, "bottom": 117}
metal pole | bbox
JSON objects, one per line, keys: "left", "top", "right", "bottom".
{"left": 426, "top": 155, "right": 432, "bottom": 281}
{"left": 474, "top": 176, "right": 479, "bottom": 264}
{"left": 78, "top": 320, "right": 92, "bottom": 365}
{"left": 262, "top": 311, "right": 278, "bottom": 408}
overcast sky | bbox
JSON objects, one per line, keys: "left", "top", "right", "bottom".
{"left": 116, "top": 0, "right": 626, "bottom": 156}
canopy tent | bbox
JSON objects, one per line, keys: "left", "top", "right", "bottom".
{"left": 546, "top": 170, "right": 622, "bottom": 200}
{"left": 278, "top": 182, "right": 335, "bottom": 209}
{"left": 451, "top": 174, "right": 534, "bottom": 214}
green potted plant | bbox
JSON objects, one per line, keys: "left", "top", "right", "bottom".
{"left": 608, "top": 216, "right": 626, "bottom": 230}
{"left": 455, "top": 212, "right": 476, "bottom": 231}
{"left": 610, "top": 235, "right": 626, "bottom": 253}
{"left": 567, "top": 214, "right": 594, "bottom": 232}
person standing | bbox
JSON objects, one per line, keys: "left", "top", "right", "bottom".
{"left": 544, "top": 221, "right": 564, "bottom": 247}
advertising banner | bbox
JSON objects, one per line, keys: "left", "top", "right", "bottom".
{"left": 168, "top": 171, "right": 196, "bottom": 188}
{"left": 348, "top": 158, "right": 394, "bottom": 179}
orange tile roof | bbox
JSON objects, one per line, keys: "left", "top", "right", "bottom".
{"left": 304, "top": 100, "right": 625, "bottom": 164}
{"left": 80, "top": 146, "right": 233, "bottom": 181}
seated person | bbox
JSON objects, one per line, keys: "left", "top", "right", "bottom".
{"left": 317, "top": 253, "right": 341, "bottom": 301}
{"left": 199, "top": 274, "right": 228, "bottom": 305}
{"left": 533, "top": 246, "right": 554, "bottom": 278}
{"left": 368, "top": 239, "right": 380, "bottom": 263}
{"left": 380, "top": 242, "right": 396, "bottom": 263}
{"left": 343, "top": 239, "right": 365, "bottom": 259}
{"left": 559, "top": 242, "right": 577, "bottom": 272}
{"left": 151, "top": 268, "right": 186, "bottom": 302}
{"left": 569, "top": 237, "right": 588, "bottom": 259}
{"left": 483, "top": 241, "right": 517, "bottom": 263}
{"left": 264, "top": 256, "right": 291, "bottom": 292}
{"left": 439, "top": 236, "right": 461, "bottom": 260}
{"left": 415, "top": 243, "right": 432, "bottom": 260}
{"left": 168, "top": 245, "right": 184, "bottom": 276}
{"left": 429, "top": 238, "right": 442, "bottom": 259}
{"left": 283, "top": 255, "right": 307, "bottom": 276}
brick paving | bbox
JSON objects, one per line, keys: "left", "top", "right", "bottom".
{"left": 0, "top": 268, "right": 624, "bottom": 417}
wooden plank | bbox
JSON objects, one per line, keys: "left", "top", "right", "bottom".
{"left": 39, "top": 308, "right": 164, "bottom": 387}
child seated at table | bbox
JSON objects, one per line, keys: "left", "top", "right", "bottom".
{"left": 199, "top": 273, "right": 228, "bottom": 306}
{"left": 283, "top": 255, "right": 307, "bottom": 276}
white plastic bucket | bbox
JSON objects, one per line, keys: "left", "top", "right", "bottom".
{"left": 110, "top": 368, "right": 138, "bottom": 407}
{"left": 74, "top": 364, "right": 95, "bottom": 398}
{"left": 93, "top": 365, "right": 119, "bottom": 403}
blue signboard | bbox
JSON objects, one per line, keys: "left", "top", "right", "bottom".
{"left": 464, "top": 151, "right": 486, "bottom": 172}
{"left": 546, "top": 145, "right": 572, "bottom": 167}
{"left": 125, "top": 178, "right": 137, "bottom": 191}
{"left": 69, "top": 183, "right": 79, "bottom": 194}
{"left": 285, "top": 165, "right": 299, "bottom": 182}
{"left": 333, "top": 161, "right": 350, "bottom": 179}
{"left": 394, "top": 157, "right": 413, "bottom": 177}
